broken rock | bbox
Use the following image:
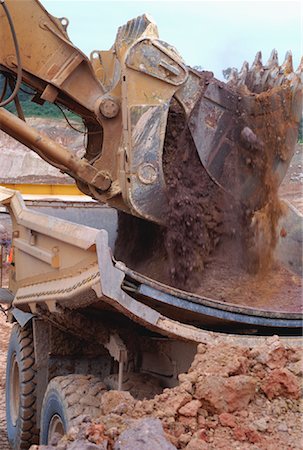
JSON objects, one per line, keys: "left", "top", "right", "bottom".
{"left": 194, "top": 374, "right": 257, "bottom": 413}
{"left": 113, "top": 418, "right": 177, "bottom": 450}
{"left": 178, "top": 400, "right": 202, "bottom": 417}
{"left": 101, "top": 390, "right": 135, "bottom": 415}
{"left": 218, "top": 412, "right": 237, "bottom": 428}
{"left": 261, "top": 368, "right": 301, "bottom": 400}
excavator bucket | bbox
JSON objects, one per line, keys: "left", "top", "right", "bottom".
{"left": 187, "top": 51, "right": 303, "bottom": 211}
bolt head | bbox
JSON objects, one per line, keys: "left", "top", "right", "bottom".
{"left": 99, "top": 97, "right": 120, "bottom": 118}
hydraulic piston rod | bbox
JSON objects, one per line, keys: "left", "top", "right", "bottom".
{"left": 0, "top": 107, "right": 111, "bottom": 191}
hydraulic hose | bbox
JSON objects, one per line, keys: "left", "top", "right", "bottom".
{"left": 0, "top": 76, "right": 8, "bottom": 102}
{"left": 0, "top": 0, "right": 22, "bottom": 107}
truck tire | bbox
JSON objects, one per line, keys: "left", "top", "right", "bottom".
{"left": 40, "top": 374, "right": 106, "bottom": 445}
{"left": 6, "top": 323, "right": 38, "bottom": 450}
{"left": 104, "top": 372, "right": 162, "bottom": 400}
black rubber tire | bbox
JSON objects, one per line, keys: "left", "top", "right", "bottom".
{"left": 40, "top": 374, "right": 106, "bottom": 445}
{"left": 104, "top": 372, "right": 162, "bottom": 400}
{"left": 5, "top": 323, "right": 38, "bottom": 450}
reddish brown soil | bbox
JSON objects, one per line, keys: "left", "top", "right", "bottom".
{"left": 191, "top": 144, "right": 303, "bottom": 313}
{"left": 195, "top": 240, "right": 302, "bottom": 312}
{"left": 34, "top": 336, "right": 303, "bottom": 450}
{"left": 114, "top": 212, "right": 167, "bottom": 281}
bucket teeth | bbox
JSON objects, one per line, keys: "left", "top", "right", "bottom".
{"left": 231, "top": 48, "right": 302, "bottom": 95}
{"left": 287, "top": 57, "right": 303, "bottom": 91}
{"left": 281, "top": 51, "right": 293, "bottom": 74}
{"left": 296, "top": 56, "right": 303, "bottom": 76}
{"left": 238, "top": 61, "right": 249, "bottom": 85}
{"left": 227, "top": 68, "right": 239, "bottom": 85}
{"left": 225, "top": 46, "right": 302, "bottom": 98}
{"left": 251, "top": 51, "right": 263, "bottom": 71}
{"left": 266, "top": 49, "right": 279, "bottom": 68}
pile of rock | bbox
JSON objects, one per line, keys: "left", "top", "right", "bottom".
{"left": 30, "top": 336, "right": 302, "bottom": 450}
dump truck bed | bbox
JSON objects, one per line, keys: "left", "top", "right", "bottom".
{"left": 0, "top": 188, "right": 301, "bottom": 340}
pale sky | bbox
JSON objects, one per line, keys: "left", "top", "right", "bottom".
{"left": 41, "top": 0, "right": 302, "bottom": 79}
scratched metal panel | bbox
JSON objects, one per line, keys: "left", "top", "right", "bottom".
{"left": 127, "top": 104, "right": 169, "bottom": 222}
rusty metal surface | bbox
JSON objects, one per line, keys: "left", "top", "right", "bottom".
{"left": 188, "top": 53, "right": 303, "bottom": 211}
{"left": 126, "top": 38, "right": 187, "bottom": 86}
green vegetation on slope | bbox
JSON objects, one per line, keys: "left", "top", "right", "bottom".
{"left": 0, "top": 76, "right": 79, "bottom": 120}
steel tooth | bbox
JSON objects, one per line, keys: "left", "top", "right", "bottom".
{"left": 275, "top": 75, "right": 286, "bottom": 87}
{"left": 273, "top": 70, "right": 288, "bottom": 88}
{"left": 292, "top": 57, "right": 303, "bottom": 86}
{"left": 251, "top": 72, "right": 263, "bottom": 92}
{"left": 240, "top": 61, "right": 249, "bottom": 73}
{"left": 251, "top": 51, "right": 263, "bottom": 71}
{"left": 289, "top": 74, "right": 300, "bottom": 92}
{"left": 296, "top": 56, "right": 303, "bottom": 75}
{"left": 227, "top": 68, "right": 238, "bottom": 85}
{"left": 266, "top": 49, "right": 279, "bottom": 68}
{"left": 281, "top": 51, "right": 293, "bottom": 74}
{"left": 266, "top": 65, "right": 280, "bottom": 89}
{"left": 238, "top": 61, "right": 249, "bottom": 85}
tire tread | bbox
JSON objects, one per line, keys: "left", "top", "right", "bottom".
{"left": 6, "top": 323, "right": 38, "bottom": 449}
{"left": 41, "top": 374, "right": 106, "bottom": 440}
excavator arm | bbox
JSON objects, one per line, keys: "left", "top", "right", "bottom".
{"left": 0, "top": 0, "right": 197, "bottom": 221}
{"left": 0, "top": 0, "right": 302, "bottom": 224}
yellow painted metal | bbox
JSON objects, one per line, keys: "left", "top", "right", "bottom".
{"left": 0, "top": 2, "right": 189, "bottom": 223}
{"left": 0, "top": 184, "right": 84, "bottom": 195}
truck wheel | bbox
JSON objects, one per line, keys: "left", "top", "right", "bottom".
{"left": 6, "top": 323, "right": 38, "bottom": 450}
{"left": 104, "top": 372, "right": 162, "bottom": 400}
{"left": 40, "top": 374, "right": 106, "bottom": 444}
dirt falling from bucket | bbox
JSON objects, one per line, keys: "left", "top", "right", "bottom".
{"left": 162, "top": 102, "right": 243, "bottom": 289}
{"left": 115, "top": 93, "right": 286, "bottom": 292}
{"left": 238, "top": 88, "right": 287, "bottom": 274}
